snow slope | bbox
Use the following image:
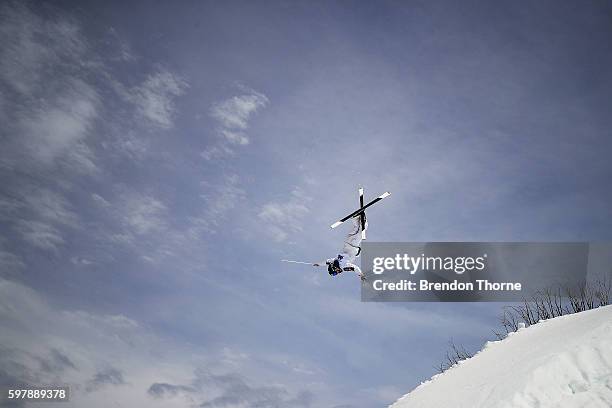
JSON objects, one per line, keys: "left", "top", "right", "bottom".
{"left": 391, "top": 305, "right": 612, "bottom": 408}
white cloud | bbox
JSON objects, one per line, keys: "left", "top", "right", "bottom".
{"left": 69, "top": 190, "right": 177, "bottom": 264}
{"left": 65, "top": 310, "right": 140, "bottom": 331}
{"left": 128, "top": 70, "right": 188, "bottom": 129}
{"left": 119, "top": 192, "right": 168, "bottom": 235}
{"left": 189, "top": 175, "right": 246, "bottom": 235}
{"left": 106, "top": 131, "right": 149, "bottom": 160}
{"left": 0, "top": 251, "right": 24, "bottom": 269}
{"left": 106, "top": 27, "right": 135, "bottom": 62}
{"left": 258, "top": 189, "right": 310, "bottom": 242}
{"left": 0, "top": 3, "right": 196, "bottom": 267}
{"left": 19, "top": 80, "right": 99, "bottom": 164}
{"left": 0, "top": 3, "right": 101, "bottom": 174}
{"left": 64, "top": 141, "right": 98, "bottom": 173}
{"left": 220, "top": 129, "right": 250, "bottom": 145}
{"left": 201, "top": 145, "right": 235, "bottom": 161}
{"left": 0, "top": 196, "right": 22, "bottom": 221}
{"left": 203, "top": 88, "right": 268, "bottom": 159}
{"left": 0, "top": 277, "right": 168, "bottom": 408}
{"left": 0, "top": 241, "right": 24, "bottom": 274}
{"left": 70, "top": 256, "right": 93, "bottom": 266}
{"left": 22, "top": 187, "right": 79, "bottom": 227}
{"left": 92, "top": 189, "right": 207, "bottom": 267}
{"left": 0, "top": 277, "right": 319, "bottom": 408}
{"left": 0, "top": 2, "right": 87, "bottom": 97}
{"left": 91, "top": 193, "right": 111, "bottom": 208}
{"left": 1, "top": 1, "right": 188, "bottom": 184}
{"left": 0, "top": 182, "right": 81, "bottom": 257}
{"left": 14, "top": 220, "right": 64, "bottom": 251}
{"left": 210, "top": 91, "right": 268, "bottom": 130}
{"left": 0, "top": 186, "right": 79, "bottom": 251}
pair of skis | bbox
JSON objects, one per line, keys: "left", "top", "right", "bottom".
{"left": 330, "top": 188, "right": 391, "bottom": 239}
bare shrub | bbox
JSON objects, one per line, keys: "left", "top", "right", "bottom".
{"left": 436, "top": 338, "right": 473, "bottom": 373}
{"left": 438, "top": 279, "right": 610, "bottom": 373}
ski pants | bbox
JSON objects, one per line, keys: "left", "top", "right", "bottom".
{"left": 339, "top": 216, "right": 367, "bottom": 265}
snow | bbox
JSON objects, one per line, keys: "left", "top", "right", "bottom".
{"left": 391, "top": 305, "right": 612, "bottom": 408}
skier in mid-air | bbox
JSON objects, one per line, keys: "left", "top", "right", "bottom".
{"left": 314, "top": 215, "right": 367, "bottom": 281}
{"left": 281, "top": 188, "right": 389, "bottom": 283}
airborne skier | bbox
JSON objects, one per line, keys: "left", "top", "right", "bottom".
{"left": 314, "top": 215, "right": 367, "bottom": 281}
{"left": 281, "top": 188, "right": 389, "bottom": 283}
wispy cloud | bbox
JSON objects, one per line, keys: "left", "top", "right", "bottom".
{"left": 0, "top": 277, "right": 318, "bottom": 407}
{"left": 90, "top": 190, "right": 184, "bottom": 264}
{"left": 0, "top": 2, "right": 190, "bottom": 263}
{"left": 0, "top": 3, "right": 101, "bottom": 258}
{"left": 0, "top": 183, "right": 79, "bottom": 253}
{"left": 258, "top": 189, "right": 310, "bottom": 242}
{"left": 105, "top": 27, "right": 135, "bottom": 62}
{"left": 89, "top": 188, "right": 216, "bottom": 268}
{"left": 210, "top": 90, "right": 269, "bottom": 132}
{"left": 70, "top": 256, "right": 93, "bottom": 266}
{"left": 14, "top": 220, "right": 64, "bottom": 252}
{"left": 22, "top": 187, "right": 79, "bottom": 227}
{"left": 0, "top": 2, "right": 87, "bottom": 97}
{"left": 18, "top": 80, "right": 99, "bottom": 165}
{"left": 189, "top": 175, "right": 246, "bottom": 235}
{"left": 126, "top": 70, "right": 188, "bottom": 129}
{"left": 199, "top": 372, "right": 314, "bottom": 408}
{"left": 0, "top": 3, "right": 100, "bottom": 173}
{"left": 220, "top": 129, "right": 250, "bottom": 146}
{"left": 147, "top": 370, "right": 314, "bottom": 408}
{"left": 147, "top": 382, "right": 196, "bottom": 399}
{"left": 0, "top": 250, "right": 24, "bottom": 272}
{"left": 91, "top": 193, "right": 111, "bottom": 208}
{"left": 200, "top": 144, "right": 235, "bottom": 161}
{"left": 203, "top": 88, "right": 268, "bottom": 160}
{"left": 0, "top": 277, "right": 152, "bottom": 407}
{"left": 120, "top": 192, "right": 168, "bottom": 236}
{"left": 105, "top": 130, "right": 149, "bottom": 160}
{"left": 0, "top": 238, "right": 24, "bottom": 273}
{"left": 38, "top": 348, "right": 77, "bottom": 374}
{"left": 86, "top": 367, "right": 126, "bottom": 392}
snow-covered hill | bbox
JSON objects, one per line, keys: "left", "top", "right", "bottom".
{"left": 391, "top": 305, "right": 612, "bottom": 408}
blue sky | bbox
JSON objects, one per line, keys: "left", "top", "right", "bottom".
{"left": 1, "top": 1, "right": 612, "bottom": 407}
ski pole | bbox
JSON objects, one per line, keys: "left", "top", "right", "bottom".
{"left": 281, "top": 260, "right": 320, "bottom": 265}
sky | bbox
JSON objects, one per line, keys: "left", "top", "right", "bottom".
{"left": 1, "top": 1, "right": 612, "bottom": 407}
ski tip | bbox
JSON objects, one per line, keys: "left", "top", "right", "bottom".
{"left": 358, "top": 187, "right": 364, "bottom": 195}
{"left": 330, "top": 221, "right": 342, "bottom": 229}
{"left": 380, "top": 191, "right": 391, "bottom": 198}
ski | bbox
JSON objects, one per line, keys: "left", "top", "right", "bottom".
{"left": 359, "top": 187, "right": 366, "bottom": 240}
{"left": 330, "top": 191, "right": 391, "bottom": 229}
